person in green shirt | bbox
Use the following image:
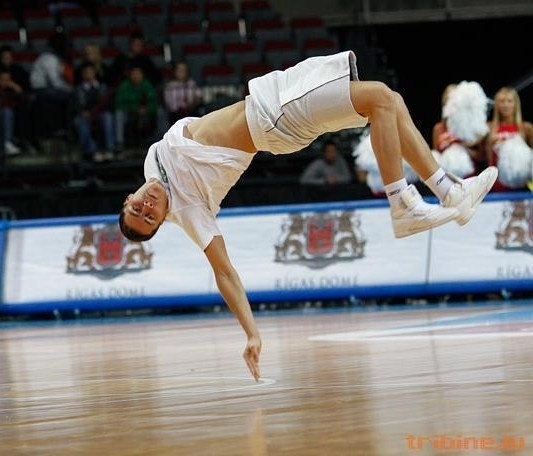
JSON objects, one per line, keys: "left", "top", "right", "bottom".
{"left": 114, "top": 64, "right": 157, "bottom": 152}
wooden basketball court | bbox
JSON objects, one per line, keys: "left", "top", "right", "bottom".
{"left": 1, "top": 300, "right": 532, "bottom": 455}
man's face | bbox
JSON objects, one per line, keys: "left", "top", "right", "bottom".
{"left": 122, "top": 180, "right": 169, "bottom": 236}
{"left": 496, "top": 92, "right": 515, "bottom": 118}
{"left": 175, "top": 63, "right": 188, "bottom": 81}
{"left": 323, "top": 144, "right": 338, "bottom": 164}
{"left": 129, "top": 67, "right": 143, "bottom": 85}
{"left": 0, "top": 72, "right": 10, "bottom": 88}
{"left": 0, "top": 50, "right": 12, "bottom": 67}
{"left": 82, "top": 66, "right": 96, "bottom": 83}
{"left": 129, "top": 38, "right": 144, "bottom": 55}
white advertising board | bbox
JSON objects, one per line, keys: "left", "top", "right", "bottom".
{"left": 2, "top": 197, "right": 533, "bottom": 308}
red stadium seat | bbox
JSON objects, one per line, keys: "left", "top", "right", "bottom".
{"left": 290, "top": 16, "right": 330, "bottom": 49}
{"left": 263, "top": 39, "right": 301, "bottom": 70}
{"left": 132, "top": 3, "right": 166, "bottom": 45}
{"left": 202, "top": 63, "right": 240, "bottom": 86}
{"left": 168, "top": 3, "right": 204, "bottom": 25}
{"left": 223, "top": 41, "right": 261, "bottom": 76}
{"left": 167, "top": 23, "right": 206, "bottom": 61}
{"left": 97, "top": 5, "right": 130, "bottom": 35}
{"left": 206, "top": 19, "right": 243, "bottom": 53}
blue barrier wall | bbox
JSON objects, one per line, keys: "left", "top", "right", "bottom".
{"left": 2, "top": 192, "right": 532, "bottom": 315}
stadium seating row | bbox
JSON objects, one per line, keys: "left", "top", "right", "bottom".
{"left": 3, "top": 1, "right": 339, "bottom": 86}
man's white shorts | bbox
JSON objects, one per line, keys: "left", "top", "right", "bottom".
{"left": 245, "top": 50, "right": 368, "bottom": 154}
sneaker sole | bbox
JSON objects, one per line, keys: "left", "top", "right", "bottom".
{"left": 455, "top": 167, "right": 498, "bottom": 226}
{"left": 394, "top": 209, "right": 459, "bottom": 239}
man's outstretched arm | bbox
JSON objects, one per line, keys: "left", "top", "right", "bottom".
{"left": 204, "top": 235, "right": 262, "bottom": 381}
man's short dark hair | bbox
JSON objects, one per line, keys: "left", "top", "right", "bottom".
{"left": 129, "top": 31, "right": 145, "bottom": 42}
{"left": 118, "top": 209, "right": 158, "bottom": 242}
{"left": 80, "top": 61, "right": 95, "bottom": 72}
{"left": 323, "top": 139, "right": 337, "bottom": 150}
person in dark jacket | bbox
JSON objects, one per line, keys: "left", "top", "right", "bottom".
{"left": 73, "top": 63, "right": 115, "bottom": 161}
{"left": 107, "top": 32, "right": 162, "bottom": 89}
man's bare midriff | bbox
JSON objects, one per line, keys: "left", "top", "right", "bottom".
{"left": 185, "top": 100, "right": 257, "bottom": 154}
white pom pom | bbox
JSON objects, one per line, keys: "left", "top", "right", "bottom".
{"left": 366, "top": 170, "right": 385, "bottom": 194}
{"left": 432, "top": 149, "right": 443, "bottom": 166}
{"left": 353, "top": 134, "right": 382, "bottom": 192}
{"left": 353, "top": 134, "right": 378, "bottom": 172}
{"left": 353, "top": 132, "right": 419, "bottom": 192}
{"left": 443, "top": 81, "right": 489, "bottom": 145}
{"left": 496, "top": 135, "right": 533, "bottom": 188}
{"left": 438, "top": 143, "right": 475, "bottom": 178}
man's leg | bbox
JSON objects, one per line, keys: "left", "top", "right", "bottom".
{"left": 390, "top": 88, "right": 498, "bottom": 225}
{"left": 349, "top": 80, "right": 497, "bottom": 231}
{"left": 348, "top": 80, "right": 458, "bottom": 238}
{"left": 100, "top": 111, "right": 115, "bottom": 152}
{"left": 74, "top": 116, "right": 96, "bottom": 158}
{"left": 349, "top": 80, "right": 438, "bottom": 183}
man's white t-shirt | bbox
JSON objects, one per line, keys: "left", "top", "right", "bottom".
{"left": 143, "top": 51, "right": 368, "bottom": 248}
{"left": 144, "top": 117, "right": 254, "bottom": 250}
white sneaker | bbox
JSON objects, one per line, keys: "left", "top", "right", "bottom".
{"left": 4, "top": 141, "right": 21, "bottom": 156}
{"left": 442, "top": 166, "right": 498, "bottom": 226}
{"left": 391, "top": 185, "right": 459, "bottom": 238}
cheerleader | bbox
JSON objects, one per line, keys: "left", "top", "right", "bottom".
{"left": 487, "top": 86, "right": 533, "bottom": 192}
{"left": 432, "top": 81, "right": 489, "bottom": 178}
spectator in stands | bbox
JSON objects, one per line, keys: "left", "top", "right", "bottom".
{"left": 0, "top": 45, "right": 30, "bottom": 93}
{"left": 73, "top": 43, "right": 110, "bottom": 86}
{"left": 114, "top": 65, "right": 157, "bottom": 152}
{"left": 73, "top": 63, "right": 115, "bottom": 162}
{"left": 0, "top": 45, "right": 34, "bottom": 153}
{"left": 431, "top": 82, "right": 488, "bottom": 178}
{"left": 29, "top": 31, "right": 73, "bottom": 142}
{"left": 487, "top": 86, "right": 533, "bottom": 192}
{"left": 107, "top": 32, "right": 162, "bottom": 89}
{"left": 0, "top": 69, "right": 23, "bottom": 156}
{"left": 163, "top": 61, "right": 203, "bottom": 126}
{"left": 300, "top": 139, "right": 352, "bottom": 185}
